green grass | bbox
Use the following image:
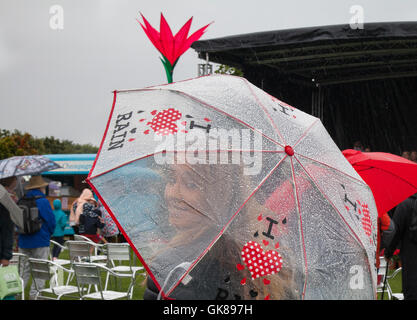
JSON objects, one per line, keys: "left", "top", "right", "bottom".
{"left": 22, "top": 243, "right": 147, "bottom": 300}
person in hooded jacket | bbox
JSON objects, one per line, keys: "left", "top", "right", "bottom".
{"left": 51, "top": 199, "right": 68, "bottom": 260}
{"left": 385, "top": 193, "right": 417, "bottom": 300}
{"left": 18, "top": 176, "right": 56, "bottom": 300}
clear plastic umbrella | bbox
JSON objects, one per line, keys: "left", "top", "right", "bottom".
{"left": 87, "top": 75, "right": 378, "bottom": 300}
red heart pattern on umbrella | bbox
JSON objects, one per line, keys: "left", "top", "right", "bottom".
{"left": 360, "top": 202, "right": 372, "bottom": 237}
{"left": 147, "top": 108, "right": 182, "bottom": 136}
{"left": 241, "top": 241, "right": 283, "bottom": 280}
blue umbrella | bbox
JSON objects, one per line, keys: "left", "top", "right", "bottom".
{"left": 0, "top": 155, "right": 61, "bottom": 179}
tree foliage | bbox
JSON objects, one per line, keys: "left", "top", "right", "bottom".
{"left": 214, "top": 64, "right": 244, "bottom": 77}
{"left": 0, "top": 129, "right": 98, "bottom": 159}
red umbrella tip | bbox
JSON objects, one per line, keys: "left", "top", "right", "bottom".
{"left": 285, "top": 145, "right": 294, "bottom": 156}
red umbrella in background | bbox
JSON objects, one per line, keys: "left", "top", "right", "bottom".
{"left": 342, "top": 149, "right": 417, "bottom": 217}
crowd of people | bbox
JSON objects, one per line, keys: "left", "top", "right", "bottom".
{"left": 0, "top": 175, "right": 120, "bottom": 300}
{"left": 353, "top": 140, "right": 417, "bottom": 163}
{"left": 402, "top": 150, "right": 417, "bottom": 162}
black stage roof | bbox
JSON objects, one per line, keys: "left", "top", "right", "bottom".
{"left": 192, "top": 22, "right": 417, "bottom": 153}
{"left": 192, "top": 22, "right": 417, "bottom": 86}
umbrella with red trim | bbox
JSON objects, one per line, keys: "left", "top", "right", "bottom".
{"left": 342, "top": 149, "right": 417, "bottom": 217}
{"left": 87, "top": 75, "right": 378, "bottom": 300}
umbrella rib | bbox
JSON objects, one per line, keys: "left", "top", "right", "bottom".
{"left": 242, "top": 78, "right": 287, "bottom": 145}
{"left": 88, "top": 150, "right": 285, "bottom": 180}
{"left": 289, "top": 157, "right": 308, "bottom": 300}
{"left": 293, "top": 155, "right": 377, "bottom": 295}
{"left": 88, "top": 152, "right": 158, "bottom": 180}
{"left": 293, "top": 119, "right": 320, "bottom": 148}
{"left": 89, "top": 90, "right": 118, "bottom": 179}
{"left": 295, "top": 153, "right": 367, "bottom": 186}
{"left": 165, "top": 154, "right": 289, "bottom": 296}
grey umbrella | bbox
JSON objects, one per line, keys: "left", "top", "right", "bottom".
{"left": 0, "top": 155, "right": 61, "bottom": 230}
{"left": 0, "top": 155, "right": 61, "bottom": 179}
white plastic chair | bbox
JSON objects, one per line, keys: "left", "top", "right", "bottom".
{"left": 10, "top": 252, "right": 27, "bottom": 300}
{"left": 66, "top": 240, "right": 107, "bottom": 264}
{"left": 103, "top": 243, "right": 144, "bottom": 298}
{"left": 74, "top": 234, "right": 96, "bottom": 243}
{"left": 74, "top": 234, "right": 106, "bottom": 255}
{"left": 73, "top": 262, "right": 134, "bottom": 300}
{"left": 77, "top": 236, "right": 107, "bottom": 261}
{"left": 28, "top": 258, "right": 80, "bottom": 300}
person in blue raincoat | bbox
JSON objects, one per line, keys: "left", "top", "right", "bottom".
{"left": 18, "top": 175, "right": 56, "bottom": 299}
{"left": 51, "top": 199, "right": 67, "bottom": 260}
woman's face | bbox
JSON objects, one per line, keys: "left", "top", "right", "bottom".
{"left": 164, "top": 165, "right": 213, "bottom": 230}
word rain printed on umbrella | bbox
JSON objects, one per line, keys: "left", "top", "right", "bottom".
{"left": 88, "top": 75, "right": 378, "bottom": 300}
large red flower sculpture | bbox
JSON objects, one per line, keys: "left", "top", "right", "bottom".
{"left": 138, "top": 13, "right": 211, "bottom": 83}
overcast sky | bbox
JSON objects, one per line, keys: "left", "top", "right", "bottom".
{"left": 1, "top": 0, "right": 416, "bottom": 146}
